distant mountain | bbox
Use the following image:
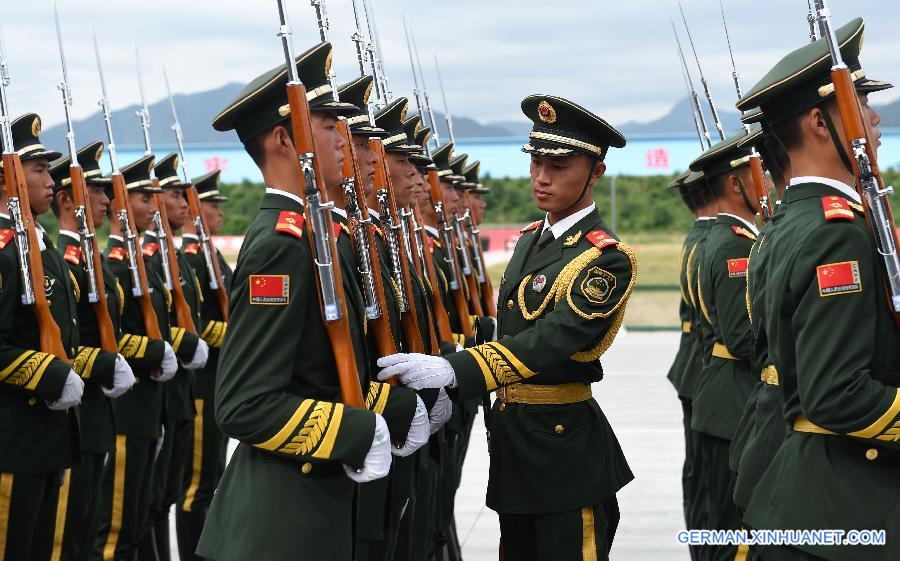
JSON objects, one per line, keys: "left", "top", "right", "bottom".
{"left": 484, "top": 120, "right": 533, "bottom": 139}
{"left": 410, "top": 110, "right": 513, "bottom": 140}
{"left": 42, "top": 82, "right": 244, "bottom": 150}
{"left": 874, "top": 97, "right": 900, "bottom": 128}
{"left": 617, "top": 97, "right": 743, "bottom": 137}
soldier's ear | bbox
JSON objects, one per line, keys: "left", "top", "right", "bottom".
{"left": 590, "top": 159, "right": 606, "bottom": 184}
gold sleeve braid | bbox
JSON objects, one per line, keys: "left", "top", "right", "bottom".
{"left": 0, "top": 351, "right": 55, "bottom": 389}
{"left": 69, "top": 270, "right": 81, "bottom": 303}
{"left": 118, "top": 334, "right": 149, "bottom": 359}
{"left": 255, "top": 398, "right": 345, "bottom": 460}
{"left": 848, "top": 388, "right": 900, "bottom": 442}
{"left": 685, "top": 244, "right": 699, "bottom": 309}
{"left": 678, "top": 243, "right": 689, "bottom": 306}
{"left": 74, "top": 346, "right": 102, "bottom": 380}
{"left": 201, "top": 321, "right": 227, "bottom": 348}
{"left": 365, "top": 382, "right": 391, "bottom": 415}
{"left": 465, "top": 341, "right": 537, "bottom": 392}
{"left": 170, "top": 327, "right": 186, "bottom": 353}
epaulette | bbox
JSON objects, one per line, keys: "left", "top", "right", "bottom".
{"left": 520, "top": 220, "right": 541, "bottom": 233}
{"left": 64, "top": 245, "right": 82, "bottom": 265}
{"left": 372, "top": 224, "right": 384, "bottom": 238}
{"left": 0, "top": 229, "right": 14, "bottom": 250}
{"left": 427, "top": 237, "right": 436, "bottom": 252}
{"left": 143, "top": 243, "right": 159, "bottom": 257}
{"left": 184, "top": 243, "right": 199, "bottom": 255}
{"left": 586, "top": 230, "right": 619, "bottom": 250}
{"left": 275, "top": 210, "right": 305, "bottom": 239}
{"left": 108, "top": 247, "right": 126, "bottom": 261}
{"left": 333, "top": 223, "right": 348, "bottom": 240}
{"left": 731, "top": 226, "right": 757, "bottom": 241}
{"left": 821, "top": 195, "right": 856, "bottom": 222}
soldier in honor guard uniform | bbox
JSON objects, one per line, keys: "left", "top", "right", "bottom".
{"left": 95, "top": 154, "right": 179, "bottom": 561}
{"left": 0, "top": 114, "right": 83, "bottom": 561}
{"left": 734, "top": 18, "right": 899, "bottom": 561}
{"left": 144, "top": 153, "right": 209, "bottom": 561}
{"left": 48, "top": 141, "right": 138, "bottom": 561}
{"left": 196, "top": 42, "right": 416, "bottom": 561}
{"left": 176, "top": 168, "right": 233, "bottom": 561}
{"left": 379, "top": 95, "right": 637, "bottom": 561}
{"left": 688, "top": 127, "right": 763, "bottom": 561}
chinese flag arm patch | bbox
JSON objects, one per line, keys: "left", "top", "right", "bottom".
{"left": 727, "top": 258, "right": 749, "bottom": 278}
{"left": 275, "top": 211, "right": 305, "bottom": 239}
{"left": 586, "top": 230, "right": 619, "bottom": 250}
{"left": 817, "top": 261, "right": 862, "bottom": 296}
{"left": 64, "top": 244, "right": 82, "bottom": 265}
{"left": 143, "top": 243, "right": 159, "bottom": 257}
{"left": 0, "top": 229, "right": 14, "bottom": 250}
{"left": 822, "top": 196, "right": 856, "bottom": 221}
{"left": 108, "top": 247, "right": 126, "bottom": 261}
{"left": 184, "top": 243, "right": 199, "bottom": 255}
{"left": 249, "top": 274, "right": 290, "bottom": 305}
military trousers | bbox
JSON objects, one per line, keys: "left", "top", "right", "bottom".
{"left": 59, "top": 452, "right": 106, "bottom": 561}
{"left": 93, "top": 435, "right": 156, "bottom": 561}
{"left": 680, "top": 399, "right": 703, "bottom": 560}
{"left": 498, "top": 497, "right": 620, "bottom": 561}
{"left": 696, "top": 433, "right": 741, "bottom": 561}
{"left": 0, "top": 470, "right": 65, "bottom": 561}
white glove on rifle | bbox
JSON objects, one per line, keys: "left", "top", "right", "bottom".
{"left": 152, "top": 342, "right": 178, "bottom": 382}
{"left": 377, "top": 353, "right": 456, "bottom": 391}
{"left": 182, "top": 339, "right": 209, "bottom": 370}
{"left": 102, "top": 354, "right": 136, "bottom": 398}
{"left": 393, "top": 396, "right": 429, "bottom": 457}
{"left": 47, "top": 370, "right": 84, "bottom": 411}
{"left": 429, "top": 388, "right": 453, "bottom": 435}
{"left": 344, "top": 414, "right": 392, "bottom": 483}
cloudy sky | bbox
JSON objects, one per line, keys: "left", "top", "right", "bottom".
{"left": 5, "top": 0, "right": 899, "bottom": 131}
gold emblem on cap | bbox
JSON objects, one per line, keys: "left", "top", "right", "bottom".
{"left": 173, "top": 155, "right": 180, "bottom": 171}
{"left": 31, "top": 116, "right": 42, "bottom": 138}
{"left": 363, "top": 81, "right": 373, "bottom": 105}
{"left": 414, "top": 121, "right": 422, "bottom": 135}
{"left": 324, "top": 50, "right": 333, "bottom": 81}
{"left": 399, "top": 103, "right": 408, "bottom": 123}
{"left": 278, "top": 104, "right": 291, "bottom": 117}
{"left": 538, "top": 100, "right": 557, "bottom": 124}
{"left": 95, "top": 145, "right": 104, "bottom": 162}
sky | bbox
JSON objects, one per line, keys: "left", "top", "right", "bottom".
{"left": 4, "top": 0, "right": 900, "bottom": 132}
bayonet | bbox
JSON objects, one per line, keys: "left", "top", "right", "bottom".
{"left": 672, "top": 20, "right": 711, "bottom": 149}
{"left": 409, "top": 25, "right": 440, "bottom": 147}
{"left": 433, "top": 50, "right": 455, "bottom": 146}
{"left": 678, "top": 1, "right": 725, "bottom": 141}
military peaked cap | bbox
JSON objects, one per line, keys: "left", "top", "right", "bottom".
{"left": 0, "top": 113, "right": 61, "bottom": 167}
{"left": 154, "top": 153, "right": 188, "bottom": 189}
{"left": 338, "top": 75, "right": 388, "bottom": 137}
{"left": 521, "top": 95, "right": 626, "bottom": 160}
{"left": 195, "top": 169, "right": 228, "bottom": 202}
{"left": 49, "top": 140, "right": 107, "bottom": 193}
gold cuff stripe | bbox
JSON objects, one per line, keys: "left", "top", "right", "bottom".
{"left": 712, "top": 342, "right": 739, "bottom": 361}
{"left": 761, "top": 365, "right": 779, "bottom": 385}
{"left": 793, "top": 415, "right": 837, "bottom": 435}
{"left": 0, "top": 351, "right": 35, "bottom": 382}
{"left": 466, "top": 347, "right": 497, "bottom": 392}
{"left": 372, "top": 384, "right": 390, "bottom": 415}
{"left": 491, "top": 342, "right": 536, "bottom": 380}
{"left": 849, "top": 387, "right": 900, "bottom": 439}
{"left": 170, "top": 327, "right": 186, "bottom": 353}
{"left": 182, "top": 400, "right": 204, "bottom": 512}
{"left": 0, "top": 473, "right": 13, "bottom": 561}
{"left": 453, "top": 333, "right": 466, "bottom": 346}
{"left": 256, "top": 399, "right": 315, "bottom": 451}
{"left": 529, "top": 131, "right": 604, "bottom": 157}
{"left": 50, "top": 469, "right": 72, "bottom": 561}
{"left": 102, "top": 435, "right": 127, "bottom": 561}
{"left": 681, "top": 321, "right": 691, "bottom": 333}
{"left": 201, "top": 321, "right": 227, "bottom": 348}
{"left": 581, "top": 506, "right": 598, "bottom": 561}
{"left": 75, "top": 347, "right": 102, "bottom": 380}
{"left": 280, "top": 401, "right": 332, "bottom": 456}
{"left": 312, "top": 403, "right": 343, "bottom": 460}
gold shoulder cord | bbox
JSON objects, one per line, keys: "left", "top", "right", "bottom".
{"left": 678, "top": 243, "right": 689, "bottom": 306}
{"left": 745, "top": 250, "right": 754, "bottom": 324}
{"left": 516, "top": 246, "right": 601, "bottom": 321}
{"left": 685, "top": 244, "right": 699, "bottom": 309}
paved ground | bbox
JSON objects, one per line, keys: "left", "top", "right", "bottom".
{"left": 170, "top": 331, "right": 688, "bottom": 560}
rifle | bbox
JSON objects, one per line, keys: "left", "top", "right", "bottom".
{"left": 0, "top": 51, "right": 67, "bottom": 359}
{"left": 403, "top": 201, "right": 441, "bottom": 353}
{"left": 453, "top": 208, "right": 484, "bottom": 317}
{"left": 53, "top": 4, "right": 116, "bottom": 353}
{"left": 672, "top": 21, "right": 711, "bottom": 150}
{"left": 813, "top": 0, "right": 900, "bottom": 317}
{"left": 163, "top": 66, "right": 229, "bottom": 322}
{"left": 275, "top": 0, "right": 364, "bottom": 407}
{"left": 427, "top": 170, "right": 473, "bottom": 337}
{"left": 414, "top": 203, "right": 454, "bottom": 343}
{"left": 678, "top": 1, "right": 726, "bottom": 142}
{"left": 92, "top": 28, "right": 162, "bottom": 340}
{"left": 403, "top": 17, "right": 440, "bottom": 146}
{"left": 718, "top": 0, "right": 771, "bottom": 222}
{"left": 361, "top": 0, "right": 391, "bottom": 104}
{"left": 370, "top": 138, "right": 426, "bottom": 354}
{"left": 433, "top": 51, "right": 455, "bottom": 147}
{"left": 134, "top": 46, "right": 196, "bottom": 333}
{"left": 462, "top": 190, "right": 496, "bottom": 317}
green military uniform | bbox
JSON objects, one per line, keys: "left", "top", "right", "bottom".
{"left": 175, "top": 169, "right": 232, "bottom": 561}
{"left": 197, "top": 41, "right": 409, "bottom": 561}
{"left": 735, "top": 18, "right": 899, "bottom": 561}
{"left": 0, "top": 114, "right": 80, "bottom": 561}
{"left": 435, "top": 95, "right": 636, "bottom": 561}
{"left": 95, "top": 155, "right": 172, "bottom": 561}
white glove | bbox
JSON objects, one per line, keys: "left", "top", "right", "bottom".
{"left": 47, "top": 370, "right": 84, "bottom": 410}
{"left": 428, "top": 388, "right": 453, "bottom": 434}
{"left": 153, "top": 342, "right": 178, "bottom": 382}
{"left": 182, "top": 338, "right": 209, "bottom": 370}
{"left": 393, "top": 396, "right": 429, "bottom": 457}
{"left": 344, "top": 413, "right": 392, "bottom": 483}
{"left": 377, "top": 353, "right": 456, "bottom": 391}
{"left": 102, "top": 354, "right": 136, "bottom": 398}
{"left": 454, "top": 343, "right": 464, "bottom": 353}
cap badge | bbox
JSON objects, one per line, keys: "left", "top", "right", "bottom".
{"left": 94, "top": 145, "right": 104, "bottom": 162}
{"left": 363, "top": 81, "right": 373, "bottom": 105}
{"left": 538, "top": 101, "right": 557, "bottom": 124}
{"left": 31, "top": 116, "right": 42, "bottom": 138}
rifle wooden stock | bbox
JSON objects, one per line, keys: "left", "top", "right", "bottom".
{"left": 152, "top": 189, "right": 196, "bottom": 333}
{"left": 405, "top": 207, "right": 441, "bottom": 354}
{"left": 370, "top": 138, "right": 425, "bottom": 354}
{"left": 286, "top": 84, "right": 364, "bottom": 408}
{"left": 427, "top": 170, "right": 473, "bottom": 338}
{"left": 185, "top": 187, "right": 229, "bottom": 321}
{"left": 3, "top": 153, "right": 68, "bottom": 359}
{"left": 336, "top": 120, "right": 397, "bottom": 363}
{"left": 463, "top": 190, "right": 497, "bottom": 317}
{"left": 462, "top": 244, "right": 484, "bottom": 317}
{"left": 111, "top": 174, "right": 162, "bottom": 340}
{"left": 69, "top": 164, "right": 117, "bottom": 352}
{"left": 414, "top": 203, "right": 454, "bottom": 344}
{"left": 748, "top": 153, "right": 771, "bottom": 224}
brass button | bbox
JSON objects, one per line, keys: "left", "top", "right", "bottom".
{"left": 134, "top": 377, "right": 140, "bottom": 384}
{"left": 554, "top": 424, "right": 565, "bottom": 434}
{"left": 506, "top": 300, "right": 514, "bottom": 310}
{"left": 498, "top": 403, "right": 506, "bottom": 412}
{"left": 28, "top": 397, "right": 37, "bottom": 406}
{"left": 301, "top": 462, "right": 313, "bottom": 475}
{"left": 865, "top": 448, "right": 878, "bottom": 461}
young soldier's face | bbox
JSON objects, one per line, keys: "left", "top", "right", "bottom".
{"left": 529, "top": 153, "right": 602, "bottom": 214}
{"left": 163, "top": 189, "right": 189, "bottom": 230}
{"left": 351, "top": 135, "right": 377, "bottom": 198}
{"left": 201, "top": 201, "right": 223, "bottom": 236}
{"left": 440, "top": 180, "right": 459, "bottom": 215}
{"left": 22, "top": 158, "right": 55, "bottom": 215}
{"left": 471, "top": 193, "right": 486, "bottom": 224}
{"left": 88, "top": 184, "right": 111, "bottom": 226}
{"left": 310, "top": 112, "right": 346, "bottom": 190}
{"left": 129, "top": 192, "right": 157, "bottom": 232}
{"left": 386, "top": 152, "right": 417, "bottom": 207}
{"left": 830, "top": 92, "right": 882, "bottom": 151}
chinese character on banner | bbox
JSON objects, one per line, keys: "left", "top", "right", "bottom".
{"left": 204, "top": 156, "right": 229, "bottom": 173}
{"left": 645, "top": 148, "right": 669, "bottom": 169}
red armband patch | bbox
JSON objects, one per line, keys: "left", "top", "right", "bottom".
{"left": 249, "top": 274, "right": 290, "bottom": 305}
{"left": 586, "top": 230, "right": 619, "bottom": 250}
{"left": 816, "top": 261, "right": 862, "bottom": 297}
{"left": 822, "top": 196, "right": 855, "bottom": 222}
{"left": 275, "top": 211, "right": 305, "bottom": 239}
{"left": 108, "top": 247, "right": 126, "bottom": 261}
{"left": 0, "top": 229, "right": 13, "bottom": 250}
{"left": 143, "top": 243, "right": 159, "bottom": 257}
{"left": 727, "top": 258, "right": 749, "bottom": 278}
{"left": 64, "top": 245, "right": 82, "bottom": 265}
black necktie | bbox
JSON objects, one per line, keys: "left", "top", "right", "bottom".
{"left": 526, "top": 228, "right": 555, "bottom": 268}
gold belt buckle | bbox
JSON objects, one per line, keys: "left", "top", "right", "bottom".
{"left": 496, "top": 387, "right": 507, "bottom": 404}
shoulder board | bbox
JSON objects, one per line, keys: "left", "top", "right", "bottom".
{"left": 184, "top": 243, "right": 199, "bottom": 255}
{"left": 108, "top": 247, "right": 126, "bottom": 261}
{"left": 372, "top": 224, "right": 384, "bottom": 238}
{"left": 64, "top": 244, "right": 82, "bottom": 265}
{"left": 585, "top": 230, "right": 619, "bottom": 250}
{"left": 520, "top": 220, "right": 542, "bottom": 233}
{"left": 275, "top": 210, "right": 305, "bottom": 239}
{"left": 731, "top": 226, "right": 757, "bottom": 241}
{"left": 821, "top": 195, "right": 856, "bottom": 222}
{"left": 0, "top": 229, "right": 14, "bottom": 250}
{"left": 427, "top": 236, "right": 436, "bottom": 252}
{"left": 143, "top": 243, "right": 159, "bottom": 257}
{"left": 333, "top": 223, "right": 346, "bottom": 239}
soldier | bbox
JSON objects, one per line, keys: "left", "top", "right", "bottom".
{"left": 0, "top": 113, "right": 82, "bottom": 560}
{"left": 144, "top": 153, "right": 209, "bottom": 561}
{"left": 379, "top": 95, "right": 637, "bottom": 561}
{"left": 175, "top": 168, "right": 232, "bottom": 561}
{"left": 196, "top": 42, "right": 407, "bottom": 561}
{"left": 735, "top": 18, "right": 899, "bottom": 561}
{"left": 48, "top": 141, "right": 137, "bottom": 560}
{"left": 95, "top": 154, "right": 179, "bottom": 561}
{"left": 688, "top": 127, "right": 763, "bottom": 561}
